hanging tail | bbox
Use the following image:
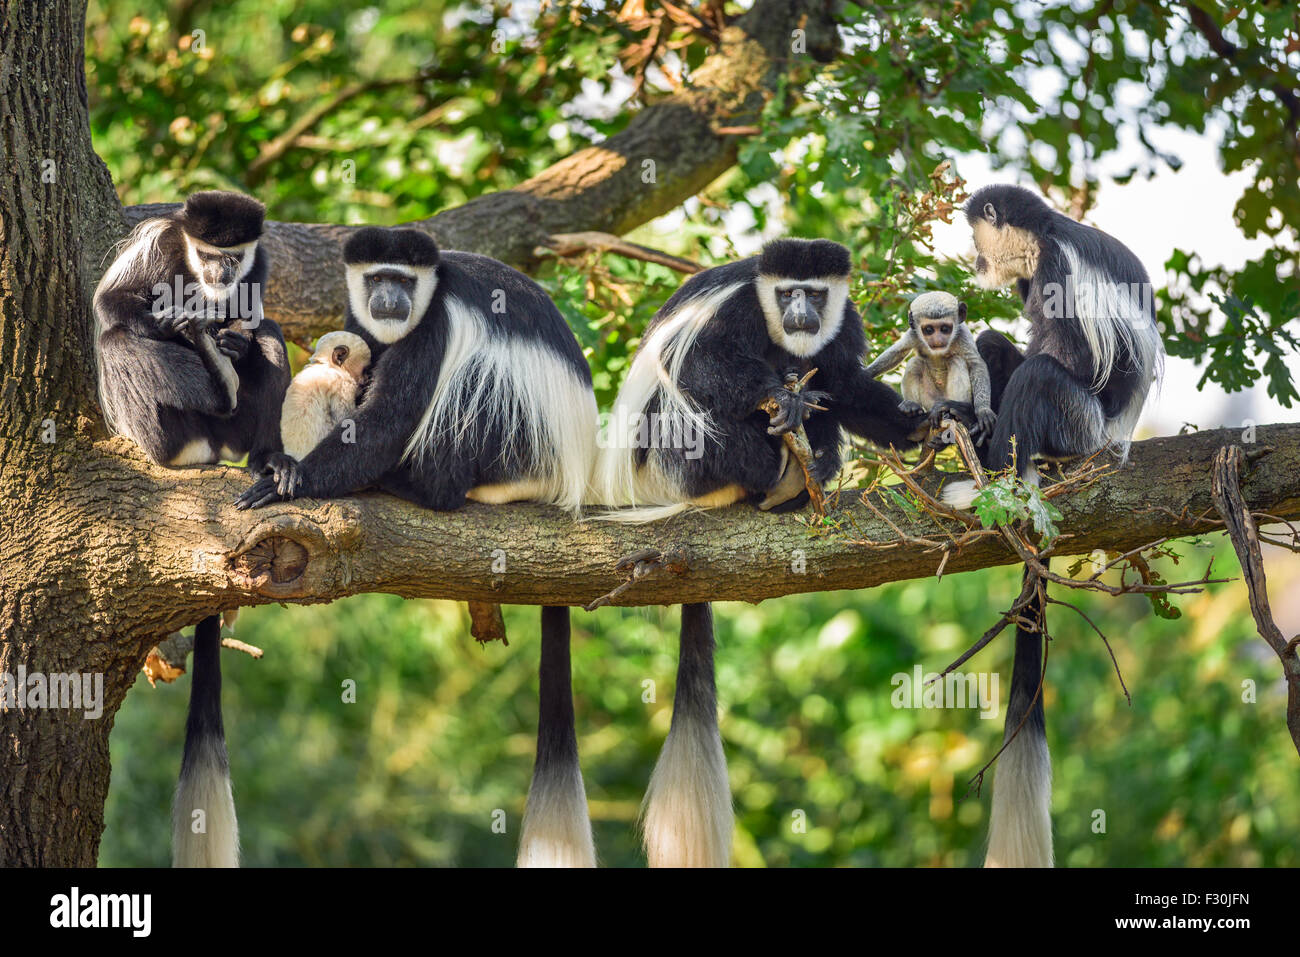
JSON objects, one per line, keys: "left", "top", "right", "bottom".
{"left": 518, "top": 607, "right": 597, "bottom": 867}
{"left": 985, "top": 567, "right": 1053, "bottom": 867}
{"left": 172, "top": 614, "right": 239, "bottom": 867}
{"left": 642, "top": 602, "right": 733, "bottom": 867}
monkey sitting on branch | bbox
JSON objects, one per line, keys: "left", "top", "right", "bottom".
{"left": 864, "top": 291, "right": 997, "bottom": 444}
{"left": 266, "top": 331, "right": 372, "bottom": 492}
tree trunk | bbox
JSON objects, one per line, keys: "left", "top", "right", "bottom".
{"left": 0, "top": 0, "right": 140, "bottom": 865}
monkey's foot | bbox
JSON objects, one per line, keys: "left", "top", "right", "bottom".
{"left": 584, "top": 548, "right": 688, "bottom": 611}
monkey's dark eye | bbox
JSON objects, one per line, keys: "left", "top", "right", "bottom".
{"left": 921, "top": 325, "right": 934, "bottom": 336}
{"left": 938, "top": 324, "right": 952, "bottom": 335}
{"left": 809, "top": 290, "right": 827, "bottom": 302}
{"left": 778, "top": 290, "right": 794, "bottom": 302}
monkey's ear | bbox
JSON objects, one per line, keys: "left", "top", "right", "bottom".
{"left": 983, "top": 203, "right": 997, "bottom": 226}
{"left": 332, "top": 346, "right": 350, "bottom": 366}
{"left": 958, "top": 302, "right": 968, "bottom": 323}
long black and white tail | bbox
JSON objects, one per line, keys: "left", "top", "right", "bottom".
{"left": 985, "top": 569, "right": 1053, "bottom": 867}
{"left": 518, "top": 606, "right": 597, "bottom": 867}
{"left": 172, "top": 615, "right": 239, "bottom": 867}
{"left": 642, "top": 602, "right": 733, "bottom": 867}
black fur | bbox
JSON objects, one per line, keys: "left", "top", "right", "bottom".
{"left": 236, "top": 228, "right": 591, "bottom": 511}
{"left": 343, "top": 226, "right": 441, "bottom": 269}
{"left": 175, "top": 191, "right": 266, "bottom": 248}
{"left": 967, "top": 184, "right": 1157, "bottom": 474}
{"left": 639, "top": 242, "right": 924, "bottom": 504}
{"left": 532, "top": 607, "right": 580, "bottom": 784}
{"left": 95, "top": 195, "right": 290, "bottom": 473}
{"left": 964, "top": 186, "right": 1160, "bottom": 868}
{"left": 758, "top": 238, "right": 851, "bottom": 280}
{"left": 179, "top": 615, "right": 229, "bottom": 783}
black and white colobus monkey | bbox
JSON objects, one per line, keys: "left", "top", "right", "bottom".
{"left": 864, "top": 291, "right": 997, "bottom": 443}
{"left": 944, "top": 185, "right": 1163, "bottom": 867}
{"left": 595, "top": 238, "right": 927, "bottom": 866}
{"left": 95, "top": 190, "right": 289, "bottom": 471}
{"left": 595, "top": 238, "right": 926, "bottom": 518}
{"left": 93, "top": 190, "right": 291, "bottom": 867}
{"left": 235, "top": 226, "right": 600, "bottom": 867}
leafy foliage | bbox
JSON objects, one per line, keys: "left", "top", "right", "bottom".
{"left": 967, "top": 474, "right": 1065, "bottom": 546}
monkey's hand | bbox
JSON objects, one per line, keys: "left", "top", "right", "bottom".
{"left": 971, "top": 407, "right": 998, "bottom": 445}
{"left": 215, "top": 326, "right": 251, "bottom": 362}
{"left": 764, "top": 387, "right": 829, "bottom": 436}
{"left": 898, "top": 399, "right": 925, "bottom": 416}
{"left": 236, "top": 463, "right": 304, "bottom": 510}
{"left": 157, "top": 309, "right": 204, "bottom": 343}
{"left": 260, "top": 452, "right": 303, "bottom": 497}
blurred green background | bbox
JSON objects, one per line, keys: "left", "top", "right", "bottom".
{"left": 102, "top": 540, "right": 1299, "bottom": 867}
{"left": 86, "top": 0, "right": 1299, "bottom": 866}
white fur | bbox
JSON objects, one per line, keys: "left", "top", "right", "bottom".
{"left": 755, "top": 275, "right": 848, "bottom": 358}
{"left": 517, "top": 763, "right": 597, "bottom": 868}
{"left": 347, "top": 263, "right": 438, "bottom": 345}
{"left": 590, "top": 282, "right": 745, "bottom": 517}
{"left": 172, "top": 737, "right": 239, "bottom": 868}
{"left": 985, "top": 722, "right": 1053, "bottom": 867}
{"left": 98, "top": 218, "right": 170, "bottom": 297}
{"left": 1058, "top": 242, "right": 1157, "bottom": 389}
{"left": 642, "top": 705, "right": 733, "bottom": 867}
{"left": 466, "top": 478, "right": 548, "bottom": 504}
{"left": 167, "top": 437, "right": 217, "bottom": 466}
{"left": 95, "top": 219, "right": 172, "bottom": 434}
{"left": 942, "top": 465, "right": 1042, "bottom": 510}
{"left": 183, "top": 235, "right": 257, "bottom": 301}
{"left": 402, "top": 295, "right": 597, "bottom": 513}
{"left": 281, "top": 332, "right": 369, "bottom": 460}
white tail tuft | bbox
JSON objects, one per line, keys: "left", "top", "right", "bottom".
{"left": 941, "top": 479, "right": 979, "bottom": 510}
{"left": 518, "top": 763, "right": 597, "bottom": 868}
{"left": 984, "top": 726, "right": 1053, "bottom": 867}
{"left": 172, "top": 738, "right": 239, "bottom": 868}
{"left": 641, "top": 708, "right": 733, "bottom": 867}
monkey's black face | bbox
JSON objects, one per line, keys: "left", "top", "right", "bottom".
{"left": 186, "top": 236, "right": 256, "bottom": 297}
{"left": 365, "top": 269, "right": 417, "bottom": 323}
{"left": 776, "top": 283, "right": 828, "bottom": 336}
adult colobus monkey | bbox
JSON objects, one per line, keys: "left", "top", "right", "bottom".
{"left": 596, "top": 238, "right": 926, "bottom": 866}
{"left": 94, "top": 190, "right": 289, "bottom": 867}
{"left": 943, "top": 185, "right": 1163, "bottom": 867}
{"left": 235, "top": 227, "right": 600, "bottom": 867}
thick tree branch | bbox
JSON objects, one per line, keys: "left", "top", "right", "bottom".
{"left": 28, "top": 424, "right": 1296, "bottom": 644}
{"left": 118, "top": 0, "right": 839, "bottom": 344}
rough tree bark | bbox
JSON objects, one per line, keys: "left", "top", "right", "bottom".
{"left": 1, "top": 0, "right": 1297, "bottom": 870}
{"left": 1, "top": 0, "right": 137, "bottom": 867}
